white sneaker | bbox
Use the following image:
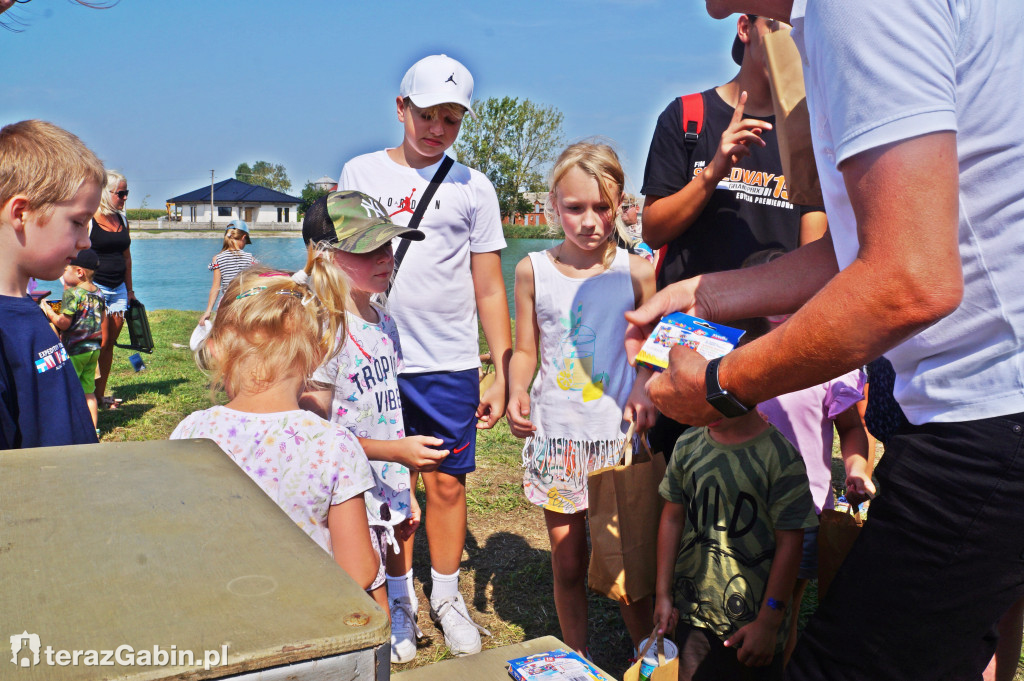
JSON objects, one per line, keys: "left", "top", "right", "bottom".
{"left": 429, "top": 593, "right": 491, "bottom": 656}
{"left": 389, "top": 596, "right": 422, "bottom": 664}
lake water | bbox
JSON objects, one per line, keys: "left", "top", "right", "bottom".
{"left": 38, "top": 237, "right": 559, "bottom": 319}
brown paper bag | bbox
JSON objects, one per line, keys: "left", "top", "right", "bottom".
{"left": 623, "top": 629, "right": 679, "bottom": 681}
{"left": 817, "top": 507, "right": 863, "bottom": 600}
{"left": 764, "top": 29, "right": 824, "bottom": 206}
{"left": 587, "top": 426, "right": 666, "bottom": 605}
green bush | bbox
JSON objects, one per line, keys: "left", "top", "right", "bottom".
{"left": 126, "top": 209, "right": 168, "bottom": 221}
{"left": 503, "top": 223, "right": 553, "bottom": 239}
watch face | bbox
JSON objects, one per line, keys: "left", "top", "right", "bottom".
{"left": 705, "top": 357, "right": 749, "bottom": 418}
{"left": 708, "top": 391, "right": 749, "bottom": 418}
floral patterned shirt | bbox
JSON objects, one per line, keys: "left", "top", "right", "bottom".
{"left": 170, "top": 406, "right": 374, "bottom": 556}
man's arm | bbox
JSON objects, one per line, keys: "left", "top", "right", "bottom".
{"left": 644, "top": 92, "right": 772, "bottom": 249}
{"left": 638, "top": 131, "right": 961, "bottom": 425}
{"left": 624, "top": 231, "right": 839, "bottom": 362}
{"left": 471, "top": 250, "right": 512, "bottom": 428}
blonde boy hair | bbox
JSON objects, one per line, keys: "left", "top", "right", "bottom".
{"left": 219, "top": 228, "right": 248, "bottom": 251}
{"left": 402, "top": 97, "right": 466, "bottom": 122}
{"left": 0, "top": 120, "right": 105, "bottom": 220}
{"left": 545, "top": 142, "right": 629, "bottom": 267}
{"left": 97, "top": 170, "right": 126, "bottom": 216}
{"left": 197, "top": 254, "right": 349, "bottom": 400}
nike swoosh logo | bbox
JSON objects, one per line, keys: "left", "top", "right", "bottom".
{"left": 452, "top": 442, "right": 470, "bottom": 454}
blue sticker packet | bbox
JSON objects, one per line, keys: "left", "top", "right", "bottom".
{"left": 506, "top": 649, "right": 614, "bottom": 681}
{"left": 635, "top": 312, "right": 745, "bottom": 372}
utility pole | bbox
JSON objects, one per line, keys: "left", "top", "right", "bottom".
{"left": 210, "top": 170, "right": 215, "bottom": 229}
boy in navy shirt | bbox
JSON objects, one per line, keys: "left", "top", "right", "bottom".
{"left": 0, "top": 120, "right": 106, "bottom": 449}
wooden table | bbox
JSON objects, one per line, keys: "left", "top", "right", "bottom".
{"left": 1, "top": 439, "right": 388, "bottom": 680}
{"left": 391, "top": 636, "right": 617, "bottom": 681}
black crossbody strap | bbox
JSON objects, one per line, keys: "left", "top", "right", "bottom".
{"left": 387, "top": 155, "right": 455, "bottom": 296}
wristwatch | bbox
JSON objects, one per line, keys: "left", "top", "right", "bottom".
{"left": 705, "top": 356, "right": 751, "bottom": 418}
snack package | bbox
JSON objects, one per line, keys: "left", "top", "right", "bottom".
{"left": 635, "top": 313, "right": 744, "bottom": 372}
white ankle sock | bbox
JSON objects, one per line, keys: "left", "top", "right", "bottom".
{"left": 430, "top": 568, "right": 460, "bottom": 602}
{"left": 387, "top": 569, "right": 414, "bottom": 602}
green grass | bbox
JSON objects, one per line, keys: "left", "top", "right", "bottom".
{"left": 96, "top": 310, "right": 211, "bottom": 440}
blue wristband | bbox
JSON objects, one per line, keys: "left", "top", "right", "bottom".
{"left": 766, "top": 598, "right": 785, "bottom": 611}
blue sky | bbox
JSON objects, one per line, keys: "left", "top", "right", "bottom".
{"left": 2, "top": 0, "right": 740, "bottom": 208}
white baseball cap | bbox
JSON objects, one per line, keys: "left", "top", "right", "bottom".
{"left": 399, "top": 54, "right": 476, "bottom": 118}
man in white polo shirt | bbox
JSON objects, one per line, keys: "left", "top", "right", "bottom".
{"left": 629, "top": 0, "right": 1024, "bottom": 678}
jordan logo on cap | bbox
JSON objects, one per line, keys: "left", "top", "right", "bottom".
{"left": 445, "top": 73, "right": 457, "bottom": 85}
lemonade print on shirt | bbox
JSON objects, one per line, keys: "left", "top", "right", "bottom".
{"left": 554, "top": 302, "right": 608, "bottom": 402}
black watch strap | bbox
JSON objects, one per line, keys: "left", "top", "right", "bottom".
{"left": 705, "top": 356, "right": 751, "bottom": 418}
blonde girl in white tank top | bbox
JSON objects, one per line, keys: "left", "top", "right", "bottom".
{"left": 506, "top": 142, "right": 658, "bottom": 658}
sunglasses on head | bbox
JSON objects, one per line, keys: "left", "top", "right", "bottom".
{"left": 114, "top": 190, "right": 129, "bottom": 199}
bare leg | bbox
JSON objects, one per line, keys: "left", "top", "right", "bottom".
{"left": 618, "top": 597, "right": 654, "bottom": 652}
{"left": 420, "top": 470, "right": 467, "bottom": 574}
{"left": 85, "top": 393, "right": 98, "bottom": 429}
{"left": 784, "top": 578, "right": 809, "bottom": 666}
{"left": 387, "top": 470, "right": 418, "bottom": 578}
{"left": 983, "top": 597, "right": 1024, "bottom": 681}
{"left": 370, "top": 584, "right": 390, "bottom": 621}
{"left": 544, "top": 509, "right": 589, "bottom": 655}
{"left": 95, "top": 312, "right": 124, "bottom": 404}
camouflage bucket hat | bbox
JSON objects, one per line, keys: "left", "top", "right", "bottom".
{"left": 303, "top": 190, "right": 424, "bottom": 252}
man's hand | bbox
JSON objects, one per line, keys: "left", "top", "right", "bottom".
{"left": 624, "top": 277, "right": 709, "bottom": 363}
{"left": 646, "top": 346, "right": 721, "bottom": 426}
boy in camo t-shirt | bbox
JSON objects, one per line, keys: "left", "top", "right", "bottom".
{"left": 652, "top": 317, "right": 816, "bottom": 680}
{"left": 41, "top": 249, "right": 105, "bottom": 431}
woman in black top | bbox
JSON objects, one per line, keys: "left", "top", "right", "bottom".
{"left": 90, "top": 170, "right": 134, "bottom": 409}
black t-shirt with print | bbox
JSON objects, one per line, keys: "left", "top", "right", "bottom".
{"left": 642, "top": 88, "right": 820, "bottom": 289}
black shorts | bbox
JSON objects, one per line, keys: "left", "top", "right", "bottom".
{"left": 675, "top": 622, "right": 784, "bottom": 681}
{"left": 788, "top": 412, "right": 1024, "bottom": 681}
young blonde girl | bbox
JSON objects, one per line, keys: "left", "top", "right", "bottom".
{"left": 171, "top": 261, "right": 379, "bottom": 589}
{"left": 199, "top": 219, "right": 257, "bottom": 324}
{"left": 299, "top": 191, "right": 450, "bottom": 664}
{"left": 506, "top": 142, "right": 657, "bottom": 657}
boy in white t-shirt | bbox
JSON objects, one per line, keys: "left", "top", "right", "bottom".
{"left": 338, "top": 53, "right": 511, "bottom": 658}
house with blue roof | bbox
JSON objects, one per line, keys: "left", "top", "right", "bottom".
{"left": 167, "top": 179, "right": 301, "bottom": 224}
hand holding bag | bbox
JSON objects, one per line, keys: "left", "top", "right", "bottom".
{"left": 817, "top": 505, "right": 864, "bottom": 600}
{"left": 623, "top": 628, "right": 679, "bottom": 681}
{"left": 587, "top": 424, "right": 666, "bottom": 605}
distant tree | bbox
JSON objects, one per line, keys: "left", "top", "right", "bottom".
{"left": 454, "top": 97, "right": 564, "bottom": 222}
{"left": 299, "top": 182, "right": 331, "bottom": 218}
{"left": 235, "top": 161, "right": 292, "bottom": 193}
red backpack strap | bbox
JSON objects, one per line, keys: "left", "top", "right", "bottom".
{"left": 679, "top": 92, "right": 704, "bottom": 151}
{"left": 655, "top": 92, "right": 706, "bottom": 280}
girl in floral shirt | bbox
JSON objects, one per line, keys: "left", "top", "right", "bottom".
{"left": 171, "top": 265, "right": 379, "bottom": 589}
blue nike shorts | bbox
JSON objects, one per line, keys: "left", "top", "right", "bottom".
{"left": 397, "top": 369, "right": 479, "bottom": 475}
